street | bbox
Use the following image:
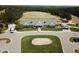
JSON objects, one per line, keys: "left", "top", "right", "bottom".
{"left": 0, "top": 30, "right": 79, "bottom": 53}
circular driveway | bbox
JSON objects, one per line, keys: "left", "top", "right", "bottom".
{"left": 0, "top": 30, "right": 79, "bottom": 53}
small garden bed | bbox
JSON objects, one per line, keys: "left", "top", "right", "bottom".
{"left": 70, "top": 37, "right": 79, "bottom": 42}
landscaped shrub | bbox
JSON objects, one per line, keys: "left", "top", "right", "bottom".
{"left": 70, "top": 28, "right": 79, "bottom": 32}
{"left": 46, "top": 25, "right": 55, "bottom": 28}
{"left": 15, "top": 24, "right": 24, "bottom": 30}
{"left": 70, "top": 37, "right": 79, "bottom": 42}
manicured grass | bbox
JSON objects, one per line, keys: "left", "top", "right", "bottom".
{"left": 42, "top": 27, "right": 62, "bottom": 31}
{"left": 17, "top": 28, "right": 37, "bottom": 31}
{"left": 70, "top": 28, "right": 79, "bottom": 32}
{"left": 17, "top": 27, "right": 62, "bottom": 31}
{"left": 15, "top": 24, "right": 37, "bottom": 31}
{"left": 21, "top": 35, "right": 63, "bottom": 53}
{"left": 68, "top": 24, "right": 79, "bottom": 27}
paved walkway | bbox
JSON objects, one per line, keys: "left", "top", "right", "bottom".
{"left": 0, "top": 30, "right": 79, "bottom": 53}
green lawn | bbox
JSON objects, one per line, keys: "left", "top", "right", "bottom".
{"left": 17, "top": 27, "right": 62, "bottom": 31}
{"left": 17, "top": 28, "right": 37, "bottom": 31}
{"left": 68, "top": 24, "right": 79, "bottom": 27}
{"left": 70, "top": 28, "right": 79, "bottom": 32}
{"left": 15, "top": 24, "right": 37, "bottom": 31}
{"left": 42, "top": 27, "right": 62, "bottom": 31}
{"left": 21, "top": 35, "right": 63, "bottom": 53}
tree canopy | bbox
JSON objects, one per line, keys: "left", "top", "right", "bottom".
{"left": 0, "top": 6, "right": 79, "bottom": 24}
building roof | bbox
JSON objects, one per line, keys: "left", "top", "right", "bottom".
{"left": 20, "top": 19, "right": 57, "bottom": 26}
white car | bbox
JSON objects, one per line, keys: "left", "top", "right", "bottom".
{"left": 62, "top": 25, "right": 69, "bottom": 30}
{"left": 10, "top": 27, "right": 15, "bottom": 33}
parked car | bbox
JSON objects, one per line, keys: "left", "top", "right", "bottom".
{"left": 62, "top": 26, "right": 69, "bottom": 30}
{"left": 10, "top": 27, "right": 15, "bottom": 33}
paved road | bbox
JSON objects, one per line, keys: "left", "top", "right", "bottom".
{"left": 0, "top": 30, "right": 79, "bottom": 53}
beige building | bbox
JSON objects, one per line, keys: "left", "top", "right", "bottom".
{"left": 18, "top": 11, "right": 62, "bottom": 27}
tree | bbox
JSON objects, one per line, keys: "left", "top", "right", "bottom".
{"left": 0, "top": 23, "right": 3, "bottom": 33}
{"left": 4, "top": 8, "right": 23, "bottom": 23}
{"left": 65, "top": 13, "right": 72, "bottom": 20}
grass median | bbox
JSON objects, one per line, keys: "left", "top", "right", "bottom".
{"left": 21, "top": 35, "right": 63, "bottom": 53}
